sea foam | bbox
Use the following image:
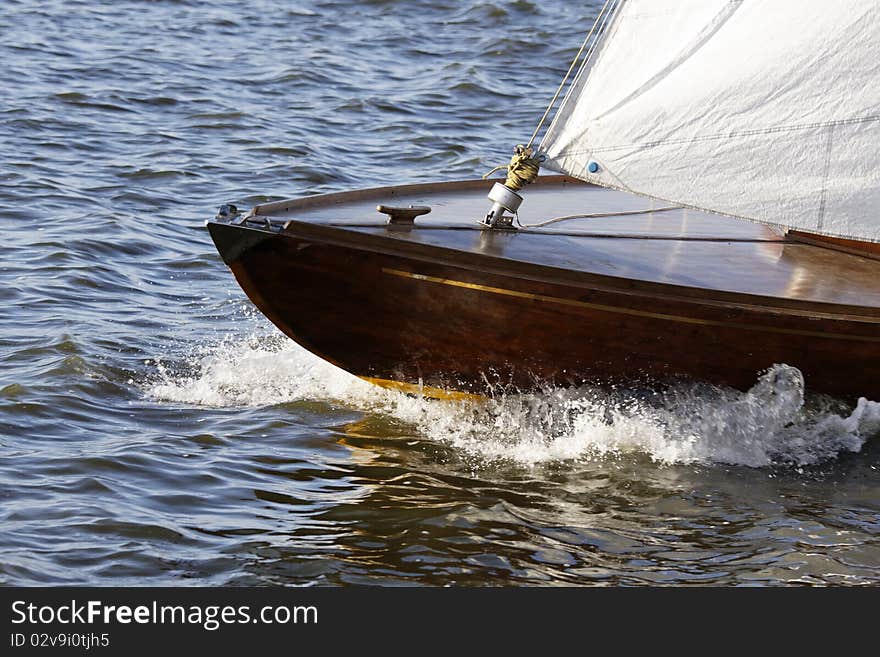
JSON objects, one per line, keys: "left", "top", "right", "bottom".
{"left": 147, "top": 331, "right": 880, "bottom": 468}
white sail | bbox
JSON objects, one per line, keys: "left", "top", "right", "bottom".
{"left": 541, "top": 0, "right": 880, "bottom": 243}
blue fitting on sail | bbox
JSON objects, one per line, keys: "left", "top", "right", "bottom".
{"left": 588, "top": 161, "right": 600, "bottom": 173}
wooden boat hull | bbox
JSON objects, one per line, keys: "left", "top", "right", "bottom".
{"left": 208, "top": 193, "right": 880, "bottom": 401}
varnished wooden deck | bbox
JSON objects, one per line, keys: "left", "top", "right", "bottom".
{"left": 250, "top": 176, "right": 880, "bottom": 312}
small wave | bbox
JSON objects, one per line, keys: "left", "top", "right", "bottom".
{"left": 145, "top": 332, "right": 880, "bottom": 469}
{"left": 118, "top": 168, "right": 199, "bottom": 181}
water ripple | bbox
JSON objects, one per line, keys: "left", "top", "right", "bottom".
{"left": 2, "top": 0, "right": 879, "bottom": 586}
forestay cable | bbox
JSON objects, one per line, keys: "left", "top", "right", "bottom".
{"left": 526, "top": 0, "right": 617, "bottom": 150}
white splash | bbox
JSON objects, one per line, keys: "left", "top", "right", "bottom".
{"left": 146, "top": 331, "right": 880, "bottom": 468}
{"left": 148, "top": 333, "right": 378, "bottom": 407}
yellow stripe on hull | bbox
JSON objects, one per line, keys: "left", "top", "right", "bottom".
{"left": 381, "top": 267, "right": 880, "bottom": 341}
{"left": 359, "top": 376, "right": 484, "bottom": 402}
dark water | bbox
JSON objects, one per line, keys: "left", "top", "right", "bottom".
{"left": 2, "top": 0, "right": 880, "bottom": 586}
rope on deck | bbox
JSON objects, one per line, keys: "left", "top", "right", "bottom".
{"left": 521, "top": 205, "right": 683, "bottom": 229}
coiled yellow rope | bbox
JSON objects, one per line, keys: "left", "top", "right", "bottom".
{"left": 482, "top": 144, "right": 542, "bottom": 192}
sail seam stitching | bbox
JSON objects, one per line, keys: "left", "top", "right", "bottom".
{"left": 816, "top": 124, "right": 835, "bottom": 232}
{"left": 563, "top": 114, "right": 880, "bottom": 155}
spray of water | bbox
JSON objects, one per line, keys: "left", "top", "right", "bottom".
{"left": 146, "top": 331, "right": 880, "bottom": 468}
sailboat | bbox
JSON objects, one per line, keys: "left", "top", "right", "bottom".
{"left": 208, "top": 0, "right": 880, "bottom": 402}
